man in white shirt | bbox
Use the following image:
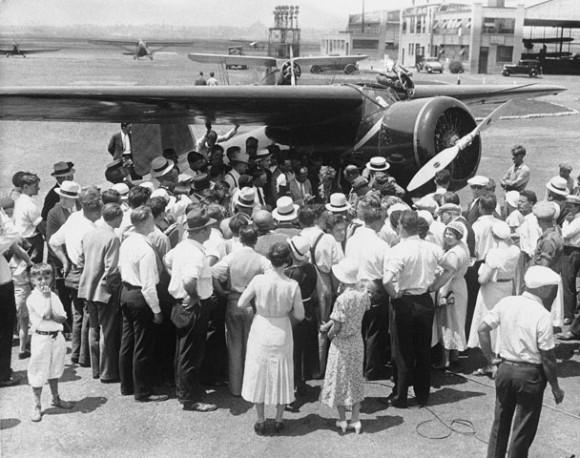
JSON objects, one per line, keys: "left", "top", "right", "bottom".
{"left": 478, "top": 266, "right": 564, "bottom": 458}
{"left": 206, "top": 72, "right": 219, "bottom": 86}
{"left": 346, "top": 195, "right": 390, "bottom": 380}
{"left": 224, "top": 149, "right": 249, "bottom": 190}
{"left": 561, "top": 195, "right": 580, "bottom": 324}
{"left": 164, "top": 208, "right": 217, "bottom": 412}
{"left": 13, "top": 173, "right": 44, "bottom": 263}
{"left": 196, "top": 123, "right": 239, "bottom": 161}
{"left": 383, "top": 210, "right": 452, "bottom": 408}
{"left": 118, "top": 206, "right": 166, "bottom": 403}
{"left": 514, "top": 190, "right": 541, "bottom": 294}
{"left": 49, "top": 186, "right": 102, "bottom": 368}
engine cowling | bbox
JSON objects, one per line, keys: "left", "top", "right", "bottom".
{"left": 380, "top": 96, "right": 481, "bottom": 193}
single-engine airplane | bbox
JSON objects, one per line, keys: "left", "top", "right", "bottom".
{"left": 0, "top": 40, "right": 61, "bottom": 58}
{"left": 188, "top": 53, "right": 369, "bottom": 85}
{"left": 0, "top": 73, "right": 565, "bottom": 194}
{"left": 89, "top": 38, "right": 195, "bottom": 60}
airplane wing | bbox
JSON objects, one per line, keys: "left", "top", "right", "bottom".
{"left": 89, "top": 39, "right": 138, "bottom": 47}
{"left": 0, "top": 47, "right": 61, "bottom": 54}
{"left": 188, "top": 53, "right": 278, "bottom": 68}
{"left": 0, "top": 83, "right": 564, "bottom": 126}
{"left": 146, "top": 40, "right": 195, "bottom": 47}
{"left": 293, "top": 55, "right": 369, "bottom": 66}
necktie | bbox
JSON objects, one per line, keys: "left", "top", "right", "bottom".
{"left": 258, "top": 188, "right": 265, "bottom": 205}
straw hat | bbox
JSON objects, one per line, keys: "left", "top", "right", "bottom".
{"left": 273, "top": 196, "right": 299, "bottom": 221}
{"left": 288, "top": 236, "right": 311, "bottom": 262}
{"left": 325, "top": 193, "right": 351, "bottom": 212}
{"left": 150, "top": 157, "right": 175, "bottom": 178}
{"left": 332, "top": 258, "right": 359, "bottom": 285}
{"left": 366, "top": 156, "right": 390, "bottom": 172}
{"left": 546, "top": 176, "right": 570, "bottom": 197}
{"left": 54, "top": 181, "right": 80, "bottom": 199}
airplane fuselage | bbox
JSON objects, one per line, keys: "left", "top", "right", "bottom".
{"left": 135, "top": 42, "right": 153, "bottom": 60}
{"left": 6, "top": 45, "right": 25, "bottom": 57}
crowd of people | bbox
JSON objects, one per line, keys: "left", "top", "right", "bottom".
{"left": 0, "top": 136, "right": 577, "bottom": 456}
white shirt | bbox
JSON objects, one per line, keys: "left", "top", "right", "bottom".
{"left": 204, "top": 228, "right": 226, "bottom": 261}
{"left": 119, "top": 233, "right": 160, "bottom": 314}
{"left": 518, "top": 212, "right": 541, "bottom": 257}
{"left": 225, "top": 169, "right": 241, "bottom": 190}
{"left": 483, "top": 292, "right": 554, "bottom": 364}
{"left": 207, "top": 77, "right": 219, "bottom": 86}
{"left": 384, "top": 235, "right": 445, "bottom": 295}
{"left": 49, "top": 211, "right": 96, "bottom": 266}
{"left": 378, "top": 220, "right": 399, "bottom": 247}
{"left": 301, "top": 226, "right": 343, "bottom": 274}
{"left": 473, "top": 215, "right": 501, "bottom": 261}
{"left": 345, "top": 226, "right": 389, "bottom": 281}
{"left": 211, "top": 246, "right": 271, "bottom": 294}
{"left": 164, "top": 238, "right": 213, "bottom": 301}
{"left": 562, "top": 212, "right": 580, "bottom": 247}
{"left": 122, "top": 132, "right": 131, "bottom": 155}
{"left": 27, "top": 290, "right": 67, "bottom": 333}
{"left": 0, "top": 208, "right": 20, "bottom": 284}
{"left": 13, "top": 194, "right": 42, "bottom": 238}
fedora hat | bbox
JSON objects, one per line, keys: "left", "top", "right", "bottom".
{"left": 235, "top": 187, "right": 257, "bottom": 208}
{"left": 150, "top": 156, "right": 175, "bottom": 178}
{"left": 435, "top": 203, "right": 461, "bottom": 216}
{"left": 288, "top": 236, "right": 311, "bottom": 262}
{"left": 111, "top": 183, "right": 129, "bottom": 198}
{"left": 566, "top": 195, "right": 580, "bottom": 206}
{"left": 505, "top": 190, "right": 520, "bottom": 208}
{"left": 192, "top": 173, "right": 211, "bottom": 192}
{"left": 467, "top": 175, "right": 490, "bottom": 187}
{"left": 325, "top": 193, "right": 351, "bottom": 213}
{"left": 332, "top": 258, "right": 359, "bottom": 285}
{"left": 273, "top": 196, "right": 299, "bottom": 221}
{"left": 366, "top": 156, "right": 390, "bottom": 172}
{"left": 230, "top": 150, "right": 250, "bottom": 165}
{"left": 51, "top": 161, "right": 75, "bottom": 177}
{"left": 54, "top": 181, "right": 80, "bottom": 199}
{"left": 256, "top": 149, "right": 271, "bottom": 159}
{"left": 186, "top": 208, "right": 216, "bottom": 232}
{"left": 546, "top": 176, "right": 570, "bottom": 197}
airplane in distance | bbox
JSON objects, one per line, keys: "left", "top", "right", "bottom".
{"left": 0, "top": 40, "right": 61, "bottom": 58}
{"left": 188, "top": 52, "right": 369, "bottom": 85}
{"left": 229, "top": 39, "right": 266, "bottom": 51}
{"left": 0, "top": 72, "right": 565, "bottom": 195}
{"left": 89, "top": 38, "right": 195, "bottom": 60}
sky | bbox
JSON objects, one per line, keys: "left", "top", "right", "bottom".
{"left": 0, "top": 0, "right": 544, "bottom": 29}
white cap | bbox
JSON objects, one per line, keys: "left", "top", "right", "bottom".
{"left": 467, "top": 175, "right": 490, "bottom": 187}
{"left": 524, "top": 266, "right": 561, "bottom": 289}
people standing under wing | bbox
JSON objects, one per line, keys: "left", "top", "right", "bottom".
{"left": 382, "top": 210, "right": 452, "bottom": 408}
{"left": 49, "top": 187, "right": 102, "bottom": 368}
{"left": 345, "top": 194, "right": 390, "bottom": 381}
{"left": 478, "top": 266, "right": 564, "bottom": 458}
{"left": 238, "top": 243, "right": 304, "bottom": 435}
{"left": 77, "top": 203, "right": 123, "bottom": 383}
{"left": 197, "top": 122, "right": 239, "bottom": 161}
{"left": 164, "top": 208, "right": 217, "bottom": 412}
{"left": 118, "top": 206, "right": 167, "bottom": 403}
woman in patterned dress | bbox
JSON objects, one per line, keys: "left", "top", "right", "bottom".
{"left": 319, "top": 258, "right": 370, "bottom": 434}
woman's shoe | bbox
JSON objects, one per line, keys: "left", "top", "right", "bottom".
{"left": 274, "top": 421, "right": 285, "bottom": 433}
{"left": 254, "top": 421, "right": 265, "bottom": 435}
{"left": 336, "top": 420, "right": 348, "bottom": 433}
{"left": 349, "top": 421, "right": 362, "bottom": 434}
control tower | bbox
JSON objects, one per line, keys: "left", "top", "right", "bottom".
{"left": 268, "top": 5, "right": 301, "bottom": 58}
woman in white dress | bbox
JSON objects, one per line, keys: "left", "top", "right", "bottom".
{"left": 238, "top": 243, "right": 304, "bottom": 435}
{"left": 435, "top": 221, "right": 471, "bottom": 368}
{"left": 468, "top": 221, "right": 520, "bottom": 374}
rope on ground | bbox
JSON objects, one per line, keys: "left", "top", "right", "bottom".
{"left": 416, "top": 406, "right": 488, "bottom": 444}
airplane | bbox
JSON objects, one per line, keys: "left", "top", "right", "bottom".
{"left": 229, "top": 39, "right": 266, "bottom": 51}
{"left": 0, "top": 73, "right": 565, "bottom": 195}
{"left": 88, "top": 38, "right": 195, "bottom": 60}
{"left": 0, "top": 40, "right": 61, "bottom": 58}
{"left": 188, "top": 53, "right": 369, "bottom": 85}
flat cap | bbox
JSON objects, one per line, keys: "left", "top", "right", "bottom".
{"left": 524, "top": 266, "right": 561, "bottom": 289}
{"left": 533, "top": 201, "right": 557, "bottom": 219}
{"left": 467, "top": 175, "right": 490, "bottom": 187}
{"left": 559, "top": 163, "right": 573, "bottom": 171}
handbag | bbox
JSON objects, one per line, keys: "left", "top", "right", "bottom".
{"left": 170, "top": 298, "right": 197, "bottom": 330}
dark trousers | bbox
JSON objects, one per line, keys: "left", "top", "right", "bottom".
{"left": 569, "top": 312, "right": 580, "bottom": 336}
{"left": 362, "top": 300, "right": 390, "bottom": 379}
{"left": 465, "top": 261, "right": 483, "bottom": 340}
{"left": 0, "top": 282, "right": 16, "bottom": 381}
{"left": 87, "top": 300, "right": 121, "bottom": 381}
{"left": 119, "top": 286, "right": 157, "bottom": 400}
{"left": 25, "top": 233, "right": 44, "bottom": 264}
{"left": 561, "top": 248, "right": 580, "bottom": 320}
{"left": 54, "top": 279, "right": 73, "bottom": 333}
{"left": 390, "top": 293, "right": 434, "bottom": 403}
{"left": 70, "top": 288, "right": 90, "bottom": 365}
{"left": 487, "top": 363, "right": 547, "bottom": 458}
{"left": 201, "top": 295, "right": 228, "bottom": 385}
{"left": 293, "top": 299, "right": 317, "bottom": 389}
{"left": 175, "top": 298, "right": 211, "bottom": 405}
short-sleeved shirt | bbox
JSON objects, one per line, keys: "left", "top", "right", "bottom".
{"left": 502, "top": 163, "right": 530, "bottom": 192}
{"left": 49, "top": 211, "right": 96, "bottom": 266}
{"left": 384, "top": 235, "right": 445, "bottom": 295}
{"left": 473, "top": 215, "right": 502, "bottom": 261}
{"left": 345, "top": 226, "right": 389, "bottom": 281}
{"left": 13, "top": 194, "right": 42, "bottom": 238}
{"left": 483, "top": 292, "right": 555, "bottom": 364}
{"left": 165, "top": 238, "right": 213, "bottom": 301}
{"left": 27, "top": 290, "right": 67, "bottom": 333}
{"left": 562, "top": 212, "right": 580, "bottom": 247}
{"left": 533, "top": 226, "right": 563, "bottom": 273}
{"left": 211, "top": 246, "right": 271, "bottom": 294}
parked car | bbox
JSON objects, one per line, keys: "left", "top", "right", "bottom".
{"left": 310, "top": 62, "right": 359, "bottom": 74}
{"left": 502, "top": 60, "right": 542, "bottom": 77}
{"left": 416, "top": 57, "right": 444, "bottom": 73}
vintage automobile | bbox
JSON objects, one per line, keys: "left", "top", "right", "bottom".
{"left": 502, "top": 60, "right": 542, "bottom": 77}
{"left": 309, "top": 62, "right": 359, "bottom": 74}
{"left": 416, "top": 57, "right": 444, "bottom": 73}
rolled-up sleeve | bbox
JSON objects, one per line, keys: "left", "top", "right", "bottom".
{"left": 138, "top": 251, "right": 160, "bottom": 314}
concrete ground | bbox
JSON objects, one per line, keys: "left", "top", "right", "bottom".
{"left": 1, "top": 43, "right": 580, "bottom": 457}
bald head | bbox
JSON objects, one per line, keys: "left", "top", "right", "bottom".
{"left": 252, "top": 210, "right": 274, "bottom": 233}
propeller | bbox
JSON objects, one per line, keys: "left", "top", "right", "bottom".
{"left": 289, "top": 45, "right": 296, "bottom": 86}
{"left": 406, "top": 100, "right": 513, "bottom": 192}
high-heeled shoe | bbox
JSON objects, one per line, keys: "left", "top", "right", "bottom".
{"left": 336, "top": 420, "right": 348, "bottom": 433}
{"left": 349, "top": 420, "right": 362, "bottom": 434}
{"left": 254, "top": 421, "right": 265, "bottom": 435}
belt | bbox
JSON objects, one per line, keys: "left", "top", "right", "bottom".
{"left": 496, "top": 278, "right": 512, "bottom": 283}
{"left": 501, "top": 359, "right": 542, "bottom": 368}
{"left": 35, "top": 330, "right": 60, "bottom": 338}
{"left": 401, "top": 291, "right": 429, "bottom": 296}
{"left": 122, "top": 282, "right": 141, "bottom": 290}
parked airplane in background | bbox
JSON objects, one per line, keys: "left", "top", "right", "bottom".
{"left": 0, "top": 40, "right": 60, "bottom": 58}
{"left": 89, "top": 38, "right": 195, "bottom": 60}
{"left": 229, "top": 39, "right": 266, "bottom": 51}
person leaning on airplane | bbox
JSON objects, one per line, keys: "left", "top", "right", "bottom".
{"left": 196, "top": 122, "right": 239, "bottom": 161}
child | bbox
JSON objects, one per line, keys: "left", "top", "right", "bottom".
{"left": 319, "top": 258, "right": 370, "bottom": 434}
{"left": 27, "top": 263, "right": 74, "bottom": 422}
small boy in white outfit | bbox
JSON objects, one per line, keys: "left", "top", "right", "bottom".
{"left": 27, "top": 263, "right": 74, "bottom": 422}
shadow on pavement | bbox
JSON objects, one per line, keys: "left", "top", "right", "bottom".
{"left": 43, "top": 396, "right": 107, "bottom": 416}
{"left": 360, "top": 396, "right": 389, "bottom": 414}
{"left": 0, "top": 418, "right": 21, "bottom": 430}
{"left": 60, "top": 364, "right": 82, "bottom": 383}
{"left": 427, "top": 387, "right": 486, "bottom": 407}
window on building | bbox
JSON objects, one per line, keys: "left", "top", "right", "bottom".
{"left": 416, "top": 17, "right": 422, "bottom": 34}
{"left": 353, "top": 39, "right": 379, "bottom": 50}
{"left": 417, "top": 45, "right": 424, "bottom": 57}
{"left": 482, "top": 17, "right": 515, "bottom": 34}
{"left": 409, "top": 43, "right": 414, "bottom": 55}
{"left": 496, "top": 45, "right": 513, "bottom": 62}
{"left": 410, "top": 17, "right": 416, "bottom": 34}
{"left": 403, "top": 20, "right": 407, "bottom": 33}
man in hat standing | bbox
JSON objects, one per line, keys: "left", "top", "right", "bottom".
{"left": 363, "top": 156, "right": 390, "bottom": 188}
{"left": 478, "top": 266, "right": 564, "bottom": 458}
{"left": 253, "top": 210, "right": 289, "bottom": 256}
{"left": 289, "top": 167, "right": 313, "bottom": 206}
{"left": 500, "top": 145, "right": 530, "bottom": 193}
{"left": 558, "top": 163, "right": 574, "bottom": 194}
{"left": 545, "top": 176, "right": 570, "bottom": 227}
{"left": 224, "top": 149, "right": 249, "bottom": 191}
{"left": 220, "top": 187, "right": 256, "bottom": 240}
{"left": 560, "top": 195, "right": 580, "bottom": 325}
{"left": 464, "top": 175, "right": 490, "bottom": 226}
{"left": 272, "top": 197, "right": 301, "bottom": 238}
{"left": 41, "top": 161, "right": 75, "bottom": 221}
{"left": 150, "top": 156, "right": 178, "bottom": 191}
{"left": 164, "top": 208, "right": 217, "bottom": 411}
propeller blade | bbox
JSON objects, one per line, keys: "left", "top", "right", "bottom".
{"left": 290, "top": 46, "right": 296, "bottom": 86}
{"left": 353, "top": 117, "right": 383, "bottom": 151}
{"left": 406, "top": 100, "right": 513, "bottom": 192}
